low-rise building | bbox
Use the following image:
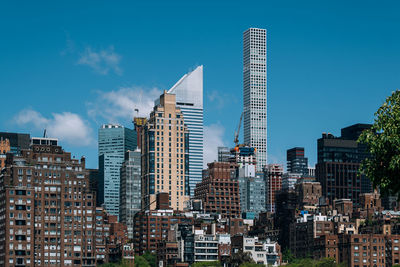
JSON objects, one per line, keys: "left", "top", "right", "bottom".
{"left": 133, "top": 193, "right": 193, "bottom": 254}
{"left": 193, "top": 230, "right": 219, "bottom": 262}
{"left": 231, "top": 236, "right": 281, "bottom": 266}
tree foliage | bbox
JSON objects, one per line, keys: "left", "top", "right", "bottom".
{"left": 99, "top": 259, "right": 133, "bottom": 267}
{"left": 226, "top": 251, "right": 255, "bottom": 267}
{"left": 239, "top": 263, "right": 261, "bottom": 267}
{"left": 358, "top": 90, "right": 400, "bottom": 197}
{"left": 142, "top": 252, "right": 156, "bottom": 267}
{"left": 135, "top": 256, "right": 151, "bottom": 267}
{"left": 191, "top": 261, "right": 222, "bottom": 267}
{"left": 282, "top": 249, "right": 296, "bottom": 263}
{"left": 285, "top": 258, "right": 345, "bottom": 267}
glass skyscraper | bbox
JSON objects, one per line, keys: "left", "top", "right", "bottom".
{"left": 120, "top": 149, "right": 141, "bottom": 239}
{"left": 287, "top": 147, "right": 309, "bottom": 176}
{"left": 98, "top": 124, "right": 136, "bottom": 217}
{"left": 168, "top": 65, "right": 203, "bottom": 196}
{"left": 243, "top": 28, "right": 267, "bottom": 171}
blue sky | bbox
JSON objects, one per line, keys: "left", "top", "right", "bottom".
{"left": 0, "top": 1, "right": 399, "bottom": 169}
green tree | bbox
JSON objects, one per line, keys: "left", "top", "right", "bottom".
{"left": 239, "top": 263, "right": 261, "bottom": 267}
{"left": 142, "top": 252, "right": 157, "bottom": 267}
{"left": 99, "top": 260, "right": 131, "bottom": 267}
{"left": 316, "top": 258, "right": 338, "bottom": 267}
{"left": 191, "top": 261, "right": 222, "bottom": 267}
{"left": 282, "top": 249, "right": 296, "bottom": 263}
{"left": 284, "top": 258, "right": 346, "bottom": 267}
{"left": 227, "top": 251, "right": 255, "bottom": 267}
{"left": 287, "top": 258, "right": 316, "bottom": 267}
{"left": 100, "top": 264, "right": 119, "bottom": 267}
{"left": 135, "top": 256, "right": 151, "bottom": 267}
{"left": 358, "top": 89, "right": 400, "bottom": 197}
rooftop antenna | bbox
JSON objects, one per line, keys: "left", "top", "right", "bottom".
{"left": 43, "top": 129, "right": 47, "bottom": 138}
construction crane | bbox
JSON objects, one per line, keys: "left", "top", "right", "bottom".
{"left": 234, "top": 112, "right": 244, "bottom": 147}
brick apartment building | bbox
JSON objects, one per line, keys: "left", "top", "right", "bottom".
{"left": 94, "top": 206, "right": 129, "bottom": 264}
{"left": 133, "top": 193, "right": 193, "bottom": 254}
{"left": 315, "top": 234, "right": 399, "bottom": 267}
{"left": 265, "top": 164, "right": 283, "bottom": 213}
{"left": 295, "top": 181, "right": 322, "bottom": 208}
{"left": 1, "top": 137, "right": 97, "bottom": 266}
{"left": 194, "top": 162, "right": 241, "bottom": 218}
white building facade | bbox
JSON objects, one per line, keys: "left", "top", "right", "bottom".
{"left": 243, "top": 28, "right": 267, "bottom": 171}
{"left": 168, "top": 66, "right": 204, "bottom": 196}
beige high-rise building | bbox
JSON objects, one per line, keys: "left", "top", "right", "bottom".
{"left": 141, "top": 91, "right": 190, "bottom": 211}
{"left": 0, "top": 137, "right": 10, "bottom": 169}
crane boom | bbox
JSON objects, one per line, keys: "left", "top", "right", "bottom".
{"left": 234, "top": 112, "right": 244, "bottom": 147}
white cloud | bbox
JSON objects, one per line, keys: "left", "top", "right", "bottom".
{"left": 203, "top": 123, "right": 226, "bottom": 168}
{"left": 15, "top": 109, "right": 94, "bottom": 147}
{"left": 78, "top": 46, "right": 122, "bottom": 75}
{"left": 87, "top": 87, "right": 162, "bottom": 123}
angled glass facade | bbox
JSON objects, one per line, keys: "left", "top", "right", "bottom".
{"left": 98, "top": 124, "right": 136, "bottom": 217}
{"left": 168, "top": 65, "right": 204, "bottom": 196}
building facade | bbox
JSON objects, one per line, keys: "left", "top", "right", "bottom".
{"left": 141, "top": 91, "right": 190, "bottom": 211}
{"left": 98, "top": 124, "right": 136, "bottom": 217}
{"left": 119, "top": 149, "right": 141, "bottom": 240}
{"left": 282, "top": 172, "right": 302, "bottom": 191}
{"left": 295, "top": 181, "right": 322, "bottom": 208}
{"left": 341, "top": 124, "right": 373, "bottom": 194}
{"left": 193, "top": 230, "right": 219, "bottom": 262}
{"left": 168, "top": 66, "right": 203, "bottom": 196}
{"left": 133, "top": 209, "right": 193, "bottom": 254}
{"left": 0, "top": 132, "right": 30, "bottom": 155}
{"left": 287, "top": 147, "right": 309, "bottom": 176}
{"left": 2, "top": 137, "right": 97, "bottom": 266}
{"left": 217, "top": 146, "right": 230, "bottom": 163}
{"left": 316, "top": 124, "right": 372, "bottom": 206}
{"left": 243, "top": 28, "right": 267, "bottom": 171}
{"left": 0, "top": 137, "right": 10, "bottom": 169}
{"left": 231, "top": 236, "right": 281, "bottom": 266}
{"left": 233, "top": 146, "right": 265, "bottom": 216}
{"left": 265, "top": 164, "right": 283, "bottom": 213}
{"left": 194, "top": 162, "right": 241, "bottom": 218}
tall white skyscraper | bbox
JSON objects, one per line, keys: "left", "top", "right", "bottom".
{"left": 168, "top": 65, "right": 203, "bottom": 196}
{"left": 243, "top": 28, "right": 267, "bottom": 171}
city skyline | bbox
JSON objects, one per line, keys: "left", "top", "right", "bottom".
{"left": 1, "top": 1, "right": 399, "bottom": 170}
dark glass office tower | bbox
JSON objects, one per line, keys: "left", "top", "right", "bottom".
{"left": 286, "top": 147, "right": 308, "bottom": 176}
{"left": 0, "top": 132, "right": 30, "bottom": 155}
{"left": 341, "top": 124, "right": 373, "bottom": 194}
{"left": 316, "top": 124, "right": 372, "bottom": 206}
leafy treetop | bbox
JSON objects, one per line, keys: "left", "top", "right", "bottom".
{"left": 358, "top": 89, "right": 400, "bottom": 197}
